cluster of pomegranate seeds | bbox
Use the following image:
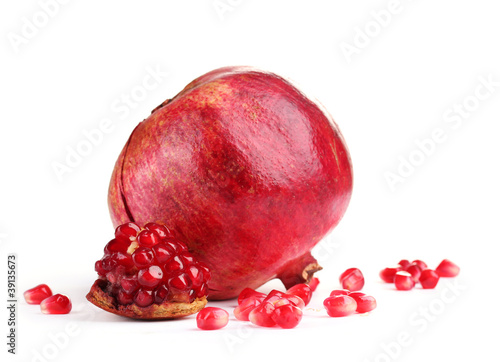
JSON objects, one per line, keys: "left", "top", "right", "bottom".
{"left": 324, "top": 289, "right": 377, "bottom": 317}
{"left": 339, "top": 268, "right": 364, "bottom": 291}
{"left": 380, "top": 259, "right": 460, "bottom": 291}
{"left": 24, "top": 284, "right": 72, "bottom": 314}
{"left": 94, "top": 222, "right": 211, "bottom": 309}
{"left": 228, "top": 283, "right": 314, "bottom": 329}
{"left": 196, "top": 307, "right": 229, "bottom": 330}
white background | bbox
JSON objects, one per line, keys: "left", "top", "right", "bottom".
{"left": 1, "top": 1, "right": 499, "bottom": 361}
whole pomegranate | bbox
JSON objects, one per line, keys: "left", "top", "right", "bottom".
{"left": 108, "top": 66, "right": 353, "bottom": 300}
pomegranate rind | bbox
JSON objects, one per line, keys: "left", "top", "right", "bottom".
{"left": 86, "top": 279, "right": 207, "bottom": 320}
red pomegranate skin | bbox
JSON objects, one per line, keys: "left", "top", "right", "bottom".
{"left": 108, "top": 66, "right": 353, "bottom": 300}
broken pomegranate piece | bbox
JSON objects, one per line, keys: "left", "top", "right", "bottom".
{"left": 86, "top": 222, "right": 210, "bottom": 320}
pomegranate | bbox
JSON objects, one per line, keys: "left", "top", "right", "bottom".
{"left": 40, "top": 294, "right": 72, "bottom": 314}
{"left": 108, "top": 67, "right": 353, "bottom": 299}
{"left": 24, "top": 284, "right": 52, "bottom": 305}
{"left": 323, "top": 295, "right": 357, "bottom": 317}
{"left": 196, "top": 307, "right": 229, "bottom": 330}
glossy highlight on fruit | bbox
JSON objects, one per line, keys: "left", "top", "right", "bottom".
{"left": 323, "top": 295, "right": 357, "bottom": 317}
{"left": 196, "top": 307, "right": 229, "bottom": 330}
{"left": 87, "top": 222, "right": 210, "bottom": 320}
{"left": 24, "top": 284, "right": 52, "bottom": 305}
{"left": 339, "top": 268, "right": 364, "bottom": 291}
{"left": 40, "top": 294, "right": 72, "bottom": 314}
{"left": 108, "top": 67, "right": 353, "bottom": 299}
{"left": 435, "top": 259, "right": 460, "bottom": 277}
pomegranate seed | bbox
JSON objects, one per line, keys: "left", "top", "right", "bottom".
{"left": 164, "top": 256, "right": 184, "bottom": 273}
{"left": 115, "top": 222, "right": 140, "bottom": 241}
{"left": 272, "top": 304, "right": 303, "bottom": 329}
{"left": 435, "top": 259, "right": 460, "bottom": 277}
{"left": 24, "top": 284, "right": 52, "bottom": 305}
{"left": 138, "top": 265, "right": 163, "bottom": 288}
{"left": 379, "top": 267, "right": 400, "bottom": 283}
{"left": 406, "top": 264, "right": 422, "bottom": 282}
{"left": 349, "top": 293, "right": 377, "bottom": 313}
{"left": 412, "top": 260, "right": 428, "bottom": 270}
{"left": 237, "top": 288, "right": 266, "bottom": 305}
{"left": 234, "top": 295, "right": 263, "bottom": 321}
{"left": 134, "top": 289, "right": 154, "bottom": 307}
{"left": 329, "top": 289, "right": 350, "bottom": 297}
{"left": 419, "top": 269, "right": 440, "bottom": 289}
{"left": 397, "top": 259, "right": 411, "bottom": 270}
{"left": 339, "top": 268, "right": 364, "bottom": 291}
{"left": 281, "top": 293, "right": 305, "bottom": 310}
{"left": 152, "top": 244, "right": 173, "bottom": 264}
{"left": 132, "top": 247, "right": 155, "bottom": 268}
{"left": 249, "top": 302, "right": 276, "bottom": 327}
{"left": 323, "top": 295, "right": 357, "bottom": 317}
{"left": 154, "top": 285, "right": 170, "bottom": 303}
{"left": 264, "top": 290, "right": 285, "bottom": 301}
{"left": 104, "top": 239, "right": 129, "bottom": 255}
{"left": 117, "top": 290, "right": 134, "bottom": 305}
{"left": 286, "top": 284, "right": 312, "bottom": 306}
{"left": 394, "top": 271, "right": 415, "bottom": 290}
{"left": 40, "top": 294, "right": 72, "bottom": 314}
{"left": 137, "top": 230, "right": 161, "bottom": 247}
{"left": 145, "top": 222, "right": 173, "bottom": 239}
{"left": 120, "top": 276, "right": 138, "bottom": 294}
{"left": 168, "top": 273, "right": 192, "bottom": 291}
{"left": 196, "top": 307, "right": 229, "bottom": 330}
{"left": 308, "top": 277, "right": 320, "bottom": 291}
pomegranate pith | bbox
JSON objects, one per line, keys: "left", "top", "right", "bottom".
{"left": 86, "top": 222, "right": 210, "bottom": 320}
{"left": 196, "top": 307, "right": 229, "bottom": 330}
{"left": 24, "top": 284, "right": 52, "bottom": 305}
{"left": 40, "top": 294, "right": 72, "bottom": 314}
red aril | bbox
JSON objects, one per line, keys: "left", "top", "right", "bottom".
{"left": 286, "top": 284, "right": 312, "bottom": 306}
{"left": 394, "top": 271, "right": 415, "bottom": 291}
{"left": 406, "top": 264, "right": 422, "bottom": 283}
{"left": 108, "top": 67, "right": 353, "bottom": 299}
{"left": 249, "top": 302, "right": 276, "bottom": 327}
{"left": 234, "top": 296, "right": 263, "bottom": 321}
{"left": 24, "top": 284, "right": 52, "bottom": 305}
{"left": 412, "top": 260, "right": 427, "bottom": 271}
{"left": 329, "top": 289, "right": 350, "bottom": 297}
{"left": 348, "top": 293, "right": 377, "bottom": 313}
{"left": 323, "top": 295, "right": 357, "bottom": 317}
{"left": 196, "top": 307, "right": 229, "bottom": 330}
{"left": 237, "top": 288, "right": 266, "bottom": 305}
{"left": 339, "top": 268, "right": 364, "bottom": 291}
{"left": 40, "top": 294, "right": 72, "bottom": 314}
{"left": 272, "top": 304, "right": 303, "bottom": 329}
{"left": 379, "top": 267, "right": 400, "bottom": 283}
{"left": 435, "top": 259, "right": 460, "bottom": 277}
{"left": 419, "top": 269, "right": 440, "bottom": 289}
{"left": 397, "top": 260, "right": 411, "bottom": 270}
{"left": 308, "top": 277, "right": 320, "bottom": 292}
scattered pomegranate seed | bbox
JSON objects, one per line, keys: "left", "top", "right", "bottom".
{"left": 435, "top": 259, "right": 460, "bottom": 277}
{"left": 196, "top": 307, "right": 229, "bottom": 330}
{"left": 339, "top": 268, "right": 364, "bottom": 291}
{"left": 234, "top": 296, "right": 263, "bottom": 321}
{"left": 329, "top": 289, "right": 350, "bottom": 297}
{"left": 272, "top": 304, "right": 303, "bottom": 329}
{"left": 40, "top": 294, "right": 72, "bottom": 314}
{"left": 137, "top": 229, "right": 161, "bottom": 247}
{"left": 348, "top": 293, "right": 377, "bottom": 313}
{"left": 323, "top": 295, "right": 357, "bottom": 317}
{"left": 237, "top": 288, "right": 266, "bottom": 305}
{"left": 281, "top": 293, "right": 305, "bottom": 310}
{"left": 286, "top": 284, "right": 312, "bottom": 306}
{"left": 397, "top": 259, "right": 411, "bottom": 270}
{"left": 24, "top": 284, "right": 52, "bottom": 305}
{"left": 406, "top": 263, "right": 422, "bottom": 282}
{"left": 379, "top": 267, "right": 400, "bottom": 283}
{"left": 412, "top": 260, "right": 428, "bottom": 270}
{"left": 115, "top": 222, "right": 141, "bottom": 242}
{"left": 308, "top": 277, "right": 320, "bottom": 292}
{"left": 249, "top": 302, "right": 277, "bottom": 327}
{"left": 419, "top": 269, "right": 440, "bottom": 289}
{"left": 394, "top": 271, "right": 415, "bottom": 291}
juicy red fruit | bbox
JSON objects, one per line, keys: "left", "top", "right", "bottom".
{"left": 237, "top": 288, "right": 266, "bottom": 305}
{"left": 286, "top": 284, "right": 312, "bottom": 306}
{"left": 339, "top": 268, "right": 364, "bottom": 291}
{"left": 272, "top": 304, "right": 303, "bottom": 329}
{"left": 324, "top": 295, "right": 357, "bottom": 317}
{"left": 348, "top": 292, "right": 377, "bottom": 313}
{"left": 379, "top": 267, "right": 400, "bottom": 283}
{"left": 249, "top": 302, "right": 277, "bottom": 327}
{"left": 394, "top": 271, "right": 415, "bottom": 291}
{"left": 40, "top": 294, "right": 72, "bottom": 314}
{"left": 24, "top": 284, "right": 52, "bottom": 305}
{"left": 419, "top": 269, "right": 440, "bottom": 289}
{"left": 435, "top": 259, "right": 460, "bottom": 277}
{"left": 197, "top": 307, "right": 229, "bottom": 330}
